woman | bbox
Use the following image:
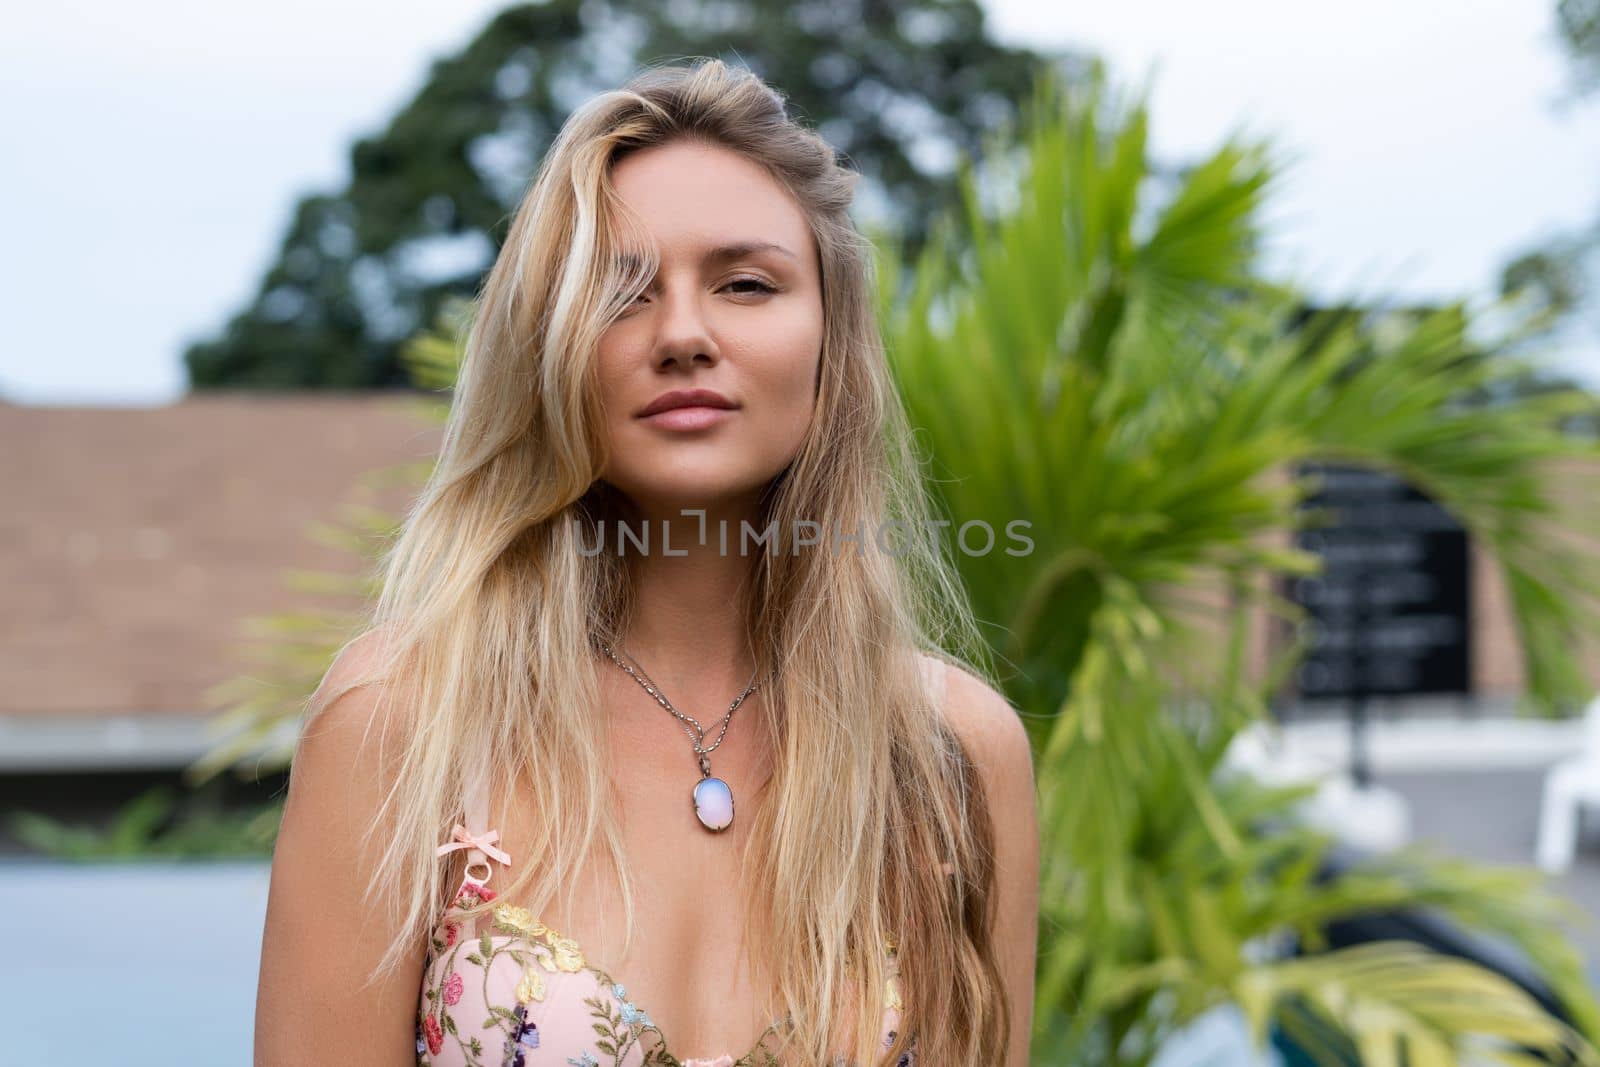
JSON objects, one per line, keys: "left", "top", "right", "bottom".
{"left": 256, "top": 58, "right": 1039, "bottom": 1067}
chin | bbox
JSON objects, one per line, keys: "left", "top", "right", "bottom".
{"left": 608, "top": 476, "right": 739, "bottom": 505}
{"left": 612, "top": 470, "right": 777, "bottom": 511}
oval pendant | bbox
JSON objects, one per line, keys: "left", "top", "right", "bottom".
{"left": 692, "top": 776, "right": 734, "bottom": 832}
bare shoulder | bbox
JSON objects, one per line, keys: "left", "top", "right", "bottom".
{"left": 281, "top": 624, "right": 413, "bottom": 871}
{"left": 283, "top": 626, "right": 414, "bottom": 852}
{"left": 256, "top": 624, "right": 423, "bottom": 1064}
{"left": 919, "top": 653, "right": 1035, "bottom": 792}
{"left": 276, "top": 627, "right": 422, "bottom": 883}
{"left": 315, "top": 625, "right": 395, "bottom": 696}
{"left": 917, "top": 652, "right": 1040, "bottom": 1065}
{"left": 300, "top": 626, "right": 404, "bottom": 744}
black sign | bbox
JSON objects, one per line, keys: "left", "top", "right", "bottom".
{"left": 1289, "top": 464, "right": 1471, "bottom": 699}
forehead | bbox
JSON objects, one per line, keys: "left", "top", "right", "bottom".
{"left": 608, "top": 140, "right": 814, "bottom": 264}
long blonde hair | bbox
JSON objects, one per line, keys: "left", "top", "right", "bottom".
{"left": 311, "top": 57, "right": 1009, "bottom": 1065}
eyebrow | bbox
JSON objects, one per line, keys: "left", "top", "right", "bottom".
{"left": 615, "top": 240, "right": 798, "bottom": 272}
{"left": 704, "top": 240, "right": 798, "bottom": 263}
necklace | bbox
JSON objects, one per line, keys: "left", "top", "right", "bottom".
{"left": 596, "top": 639, "right": 764, "bottom": 833}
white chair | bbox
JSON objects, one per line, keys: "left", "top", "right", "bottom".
{"left": 1535, "top": 695, "right": 1600, "bottom": 874}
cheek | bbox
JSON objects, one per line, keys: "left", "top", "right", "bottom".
{"left": 593, "top": 337, "right": 634, "bottom": 428}
{"left": 776, "top": 301, "right": 824, "bottom": 409}
{"left": 756, "top": 338, "right": 822, "bottom": 441}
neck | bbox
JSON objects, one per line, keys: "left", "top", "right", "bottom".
{"left": 609, "top": 489, "right": 767, "bottom": 692}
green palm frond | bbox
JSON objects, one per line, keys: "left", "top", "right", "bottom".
{"left": 1237, "top": 941, "right": 1600, "bottom": 1067}
{"left": 881, "top": 60, "right": 1600, "bottom": 1064}
{"left": 399, "top": 295, "right": 473, "bottom": 399}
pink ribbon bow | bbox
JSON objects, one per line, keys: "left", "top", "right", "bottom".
{"left": 436, "top": 824, "right": 512, "bottom": 867}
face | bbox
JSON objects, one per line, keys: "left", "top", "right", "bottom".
{"left": 593, "top": 139, "right": 824, "bottom": 517}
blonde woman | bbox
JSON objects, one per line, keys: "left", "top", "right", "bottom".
{"left": 255, "top": 59, "right": 1039, "bottom": 1067}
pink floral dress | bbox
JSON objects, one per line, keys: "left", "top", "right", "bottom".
{"left": 415, "top": 781, "right": 914, "bottom": 1067}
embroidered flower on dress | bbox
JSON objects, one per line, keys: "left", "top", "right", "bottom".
{"left": 503, "top": 1003, "right": 540, "bottom": 1067}
{"left": 492, "top": 904, "right": 547, "bottom": 937}
{"left": 420, "top": 884, "right": 880, "bottom": 1066}
{"left": 547, "top": 932, "right": 585, "bottom": 972}
{"left": 515, "top": 964, "right": 546, "bottom": 1004}
{"left": 607, "top": 982, "right": 654, "bottom": 1029}
{"left": 883, "top": 1027, "right": 917, "bottom": 1065}
{"left": 454, "top": 881, "right": 498, "bottom": 907}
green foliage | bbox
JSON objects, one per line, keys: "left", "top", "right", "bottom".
{"left": 1559, "top": 0, "right": 1600, "bottom": 94}
{"left": 8, "top": 785, "right": 281, "bottom": 860}
{"left": 1238, "top": 940, "right": 1591, "bottom": 1067}
{"left": 1491, "top": 0, "right": 1599, "bottom": 386}
{"left": 879, "top": 61, "right": 1600, "bottom": 1065}
{"left": 184, "top": 0, "right": 1079, "bottom": 389}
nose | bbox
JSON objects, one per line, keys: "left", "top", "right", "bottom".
{"left": 651, "top": 285, "right": 719, "bottom": 371}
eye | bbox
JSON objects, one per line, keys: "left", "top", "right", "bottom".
{"left": 618, "top": 276, "right": 778, "bottom": 315}
{"left": 724, "top": 275, "right": 779, "bottom": 297}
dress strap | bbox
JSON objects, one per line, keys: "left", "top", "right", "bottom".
{"left": 436, "top": 741, "right": 512, "bottom": 889}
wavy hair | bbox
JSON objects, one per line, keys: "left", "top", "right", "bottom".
{"left": 310, "top": 57, "right": 1008, "bottom": 1066}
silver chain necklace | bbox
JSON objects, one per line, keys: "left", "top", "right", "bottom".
{"left": 596, "top": 639, "right": 764, "bottom": 833}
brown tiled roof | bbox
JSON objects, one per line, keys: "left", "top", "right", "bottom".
{"left": 0, "top": 392, "right": 442, "bottom": 717}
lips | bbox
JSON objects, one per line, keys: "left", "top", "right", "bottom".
{"left": 636, "top": 388, "right": 737, "bottom": 418}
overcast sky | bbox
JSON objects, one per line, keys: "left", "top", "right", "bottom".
{"left": 3, "top": 0, "right": 1596, "bottom": 404}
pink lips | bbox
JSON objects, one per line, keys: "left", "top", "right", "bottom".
{"left": 635, "top": 387, "right": 738, "bottom": 431}
{"left": 643, "top": 406, "right": 733, "bottom": 431}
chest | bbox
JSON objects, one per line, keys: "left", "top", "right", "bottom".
{"left": 494, "top": 704, "right": 781, "bottom": 1057}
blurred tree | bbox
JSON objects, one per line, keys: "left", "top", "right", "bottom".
{"left": 1559, "top": 0, "right": 1600, "bottom": 93}
{"left": 1495, "top": 0, "right": 1600, "bottom": 359}
{"left": 184, "top": 0, "right": 1081, "bottom": 389}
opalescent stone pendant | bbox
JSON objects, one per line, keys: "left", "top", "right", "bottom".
{"left": 693, "top": 776, "right": 734, "bottom": 832}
